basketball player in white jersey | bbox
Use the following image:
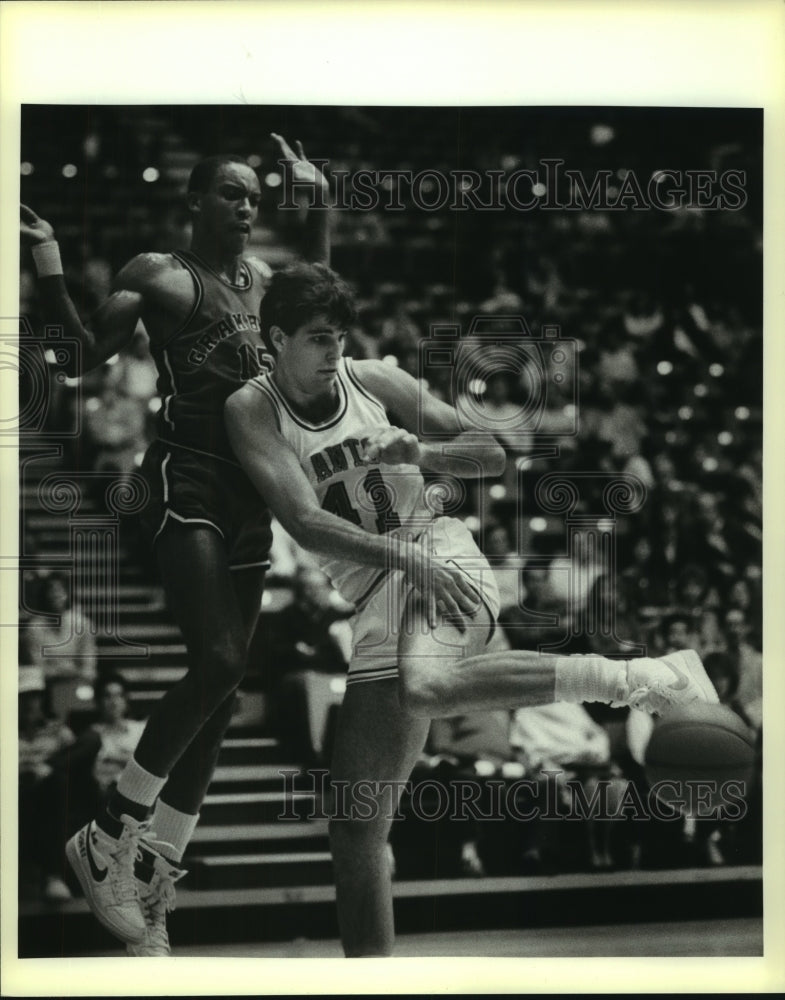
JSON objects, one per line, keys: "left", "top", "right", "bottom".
{"left": 224, "top": 262, "right": 719, "bottom": 957}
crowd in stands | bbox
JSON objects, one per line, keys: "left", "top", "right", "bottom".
{"left": 20, "top": 106, "right": 762, "bottom": 893}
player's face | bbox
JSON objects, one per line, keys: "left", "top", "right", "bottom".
{"left": 280, "top": 317, "right": 347, "bottom": 393}
{"left": 195, "top": 163, "right": 261, "bottom": 252}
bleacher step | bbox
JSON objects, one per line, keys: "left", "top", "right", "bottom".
{"left": 191, "top": 819, "right": 327, "bottom": 851}
{"left": 190, "top": 851, "right": 334, "bottom": 889}
{"left": 200, "top": 791, "right": 318, "bottom": 825}
{"left": 209, "top": 764, "right": 312, "bottom": 794}
{"left": 118, "top": 665, "right": 188, "bottom": 685}
{"left": 219, "top": 737, "right": 283, "bottom": 765}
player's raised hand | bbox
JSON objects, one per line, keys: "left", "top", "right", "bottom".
{"left": 406, "top": 551, "right": 482, "bottom": 631}
{"left": 360, "top": 427, "right": 421, "bottom": 466}
{"left": 20, "top": 205, "right": 55, "bottom": 245}
{"left": 270, "top": 133, "right": 329, "bottom": 198}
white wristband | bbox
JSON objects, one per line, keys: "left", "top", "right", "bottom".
{"left": 31, "top": 240, "right": 63, "bottom": 278}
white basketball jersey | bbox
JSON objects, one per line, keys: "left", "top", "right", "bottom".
{"left": 249, "top": 358, "right": 436, "bottom": 605}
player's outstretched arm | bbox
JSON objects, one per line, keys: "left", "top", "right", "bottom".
{"left": 271, "top": 133, "right": 331, "bottom": 266}
{"left": 20, "top": 205, "right": 145, "bottom": 375}
{"left": 352, "top": 360, "right": 507, "bottom": 478}
{"left": 225, "top": 385, "right": 480, "bottom": 627}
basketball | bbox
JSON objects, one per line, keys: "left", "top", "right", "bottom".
{"left": 644, "top": 703, "right": 756, "bottom": 814}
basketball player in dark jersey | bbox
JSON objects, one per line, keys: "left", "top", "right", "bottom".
{"left": 20, "top": 135, "right": 330, "bottom": 955}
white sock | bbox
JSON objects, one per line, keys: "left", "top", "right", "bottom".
{"left": 150, "top": 800, "right": 199, "bottom": 862}
{"left": 116, "top": 758, "right": 167, "bottom": 809}
{"left": 554, "top": 655, "right": 628, "bottom": 704}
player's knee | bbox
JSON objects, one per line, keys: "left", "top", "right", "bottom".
{"left": 329, "top": 814, "right": 390, "bottom": 857}
{"left": 197, "top": 640, "right": 247, "bottom": 699}
{"left": 397, "top": 664, "right": 442, "bottom": 717}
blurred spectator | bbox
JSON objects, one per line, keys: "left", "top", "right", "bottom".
{"left": 660, "top": 612, "right": 700, "bottom": 654}
{"left": 425, "top": 711, "right": 520, "bottom": 877}
{"left": 726, "top": 576, "right": 762, "bottom": 649}
{"left": 702, "top": 652, "right": 753, "bottom": 727}
{"left": 483, "top": 522, "right": 525, "bottom": 617}
{"left": 86, "top": 673, "right": 147, "bottom": 797}
{"left": 18, "top": 667, "right": 76, "bottom": 901}
{"left": 378, "top": 289, "right": 421, "bottom": 357}
{"left": 26, "top": 571, "right": 97, "bottom": 686}
{"left": 596, "top": 317, "right": 640, "bottom": 388}
{"left": 500, "top": 560, "right": 565, "bottom": 649}
{"left": 723, "top": 609, "right": 762, "bottom": 731}
{"left": 647, "top": 495, "right": 692, "bottom": 593}
{"left": 510, "top": 702, "right": 627, "bottom": 872}
{"left": 696, "top": 608, "right": 726, "bottom": 657}
{"left": 580, "top": 573, "right": 641, "bottom": 658}
{"left": 479, "top": 270, "right": 524, "bottom": 314}
{"left": 281, "top": 566, "right": 355, "bottom": 672}
{"left": 674, "top": 564, "right": 722, "bottom": 617}
{"left": 691, "top": 652, "right": 757, "bottom": 866}
{"left": 619, "top": 534, "right": 670, "bottom": 613}
{"left": 623, "top": 290, "right": 665, "bottom": 340}
{"left": 81, "top": 370, "right": 149, "bottom": 477}
{"left": 111, "top": 329, "right": 159, "bottom": 404}
{"left": 582, "top": 380, "right": 648, "bottom": 464}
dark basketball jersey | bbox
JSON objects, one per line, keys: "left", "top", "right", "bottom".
{"left": 152, "top": 250, "right": 274, "bottom": 463}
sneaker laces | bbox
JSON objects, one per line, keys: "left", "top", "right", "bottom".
{"left": 108, "top": 819, "right": 153, "bottom": 906}
{"left": 141, "top": 864, "right": 185, "bottom": 952}
{"left": 623, "top": 682, "right": 677, "bottom": 714}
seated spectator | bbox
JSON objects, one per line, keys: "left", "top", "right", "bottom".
{"left": 691, "top": 652, "right": 758, "bottom": 866}
{"left": 26, "top": 571, "right": 97, "bottom": 690}
{"left": 510, "top": 702, "right": 627, "bottom": 872}
{"left": 500, "top": 560, "right": 565, "bottom": 649}
{"left": 660, "top": 611, "right": 701, "bottom": 654}
{"left": 81, "top": 373, "right": 149, "bottom": 478}
{"left": 726, "top": 576, "right": 762, "bottom": 648}
{"left": 580, "top": 573, "right": 641, "bottom": 658}
{"left": 18, "top": 668, "right": 76, "bottom": 901}
{"left": 84, "top": 673, "right": 147, "bottom": 798}
{"left": 675, "top": 564, "right": 722, "bottom": 617}
{"left": 702, "top": 652, "right": 752, "bottom": 727}
{"left": 426, "top": 711, "right": 519, "bottom": 877}
{"left": 619, "top": 534, "right": 670, "bottom": 614}
{"left": 22, "top": 673, "right": 146, "bottom": 904}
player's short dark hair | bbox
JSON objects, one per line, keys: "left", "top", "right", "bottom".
{"left": 187, "top": 154, "right": 250, "bottom": 194}
{"left": 260, "top": 262, "right": 357, "bottom": 351}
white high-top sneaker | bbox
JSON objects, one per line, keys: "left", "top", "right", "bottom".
{"left": 614, "top": 649, "right": 719, "bottom": 716}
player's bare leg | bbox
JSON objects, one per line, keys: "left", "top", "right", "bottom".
{"left": 397, "top": 598, "right": 717, "bottom": 719}
{"left": 328, "top": 678, "right": 431, "bottom": 957}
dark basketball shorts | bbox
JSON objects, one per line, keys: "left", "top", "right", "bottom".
{"left": 139, "top": 440, "right": 273, "bottom": 570}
